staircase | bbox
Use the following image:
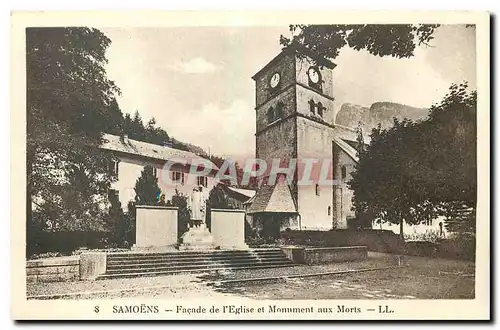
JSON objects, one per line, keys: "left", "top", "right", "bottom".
{"left": 98, "top": 248, "right": 294, "bottom": 280}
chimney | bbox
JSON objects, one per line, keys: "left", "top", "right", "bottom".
{"left": 123, "top": 134, "right": 129, "bottom": 143}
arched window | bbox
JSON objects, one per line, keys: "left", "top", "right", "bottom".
{"left": 315, "top": 183, "right": 320, "bottom": 196}
{"left": 275, "top": 102, "right": 284, "bottom": 118}
{"left": 341, "top": 165, "right": 347, "bottom": 180}
{"left": 267, "top": 107, "right": 275, "bottom": 123}
{"left": 328, "top": 206, "right": 331, "bottom": 216}
{"left": 309, "top": 99, "right": 316, "bottom": 114}
{"left": 317, "top": 102, "right": 324, "bottom": 117}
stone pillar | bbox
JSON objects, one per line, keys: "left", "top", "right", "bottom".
{"left": 211, "top": 209, "right": 248, "bottom": 250}
{"left": 80, "top": 252, "right": 106, "bottom": 280}
{"left": 133, "top": 205, "right": 178, "bottom": 251}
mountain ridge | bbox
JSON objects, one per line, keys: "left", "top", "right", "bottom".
{"left": 336, "top": 101, "right": 430, "bottom": 134}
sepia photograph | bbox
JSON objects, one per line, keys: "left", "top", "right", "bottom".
{"left": 11, "top": 10, "right": 490, "bottom": 320}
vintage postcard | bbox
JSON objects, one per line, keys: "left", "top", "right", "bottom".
{"left": 11, "top": 10, "right": 490, "bottom": 320}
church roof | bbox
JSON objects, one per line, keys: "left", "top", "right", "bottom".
{"left": 333, "top": 136, "right": 359, "bottom": 163}
{"left": 226, "top": 186, "right": 256, "bottom": 199}
{"left": 246, "top": 182, "right": 297, "bottom": 214}
{"left": 100, "top": 133, "right": 219, "bottom": 171}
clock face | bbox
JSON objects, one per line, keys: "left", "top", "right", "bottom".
{"left": 269, "top": 72, "right": 280, "bottom": 88}
{"left": 307, "top": 67, "right": 321, "bottom": 84}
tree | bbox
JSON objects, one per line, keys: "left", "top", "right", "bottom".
{"left": 349, "top": 83, "right": 477, "bottom": 238}
{"left": 280, "top": 24, "right": 440, "bottom": 60}
{"left": 349, "top": 119, "right": 432, "bottom": 238}
{"left": 27, "top": 27, "right": 119, "bottom": 245}
{"left": 102, "top": 98, "right": 124, "bottom": 135}
{"left": 134, "top": 165, "right": 162, "bottom": 205}
{"left": 104, "top": 191, "right": 126, "bottom": 246}
{"left": 123, "top": 113, "right": 133, "bottom": 137}
{"left": 207, "top": 184, "right": 235, "bottom": 209}
{"left": 123, "top": 200, "right": 136, "bottom": 246}
{"left": 413, "top": 83, "right": 477, "bottom": 234}
{"left": 144, "top": 117, "right": 170, "bottom": 146}
{"left": 166, "top": 190, "right": 190, "bottom": 238}
{"left": 129, "top": 110, "right": 145, "bottom": 141}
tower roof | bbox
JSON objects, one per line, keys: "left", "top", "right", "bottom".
{"left": 252, "top": 42, "right": 336, "bottom": 80}
{"left": 246, "top": 182, "right": 297, "bottom": 214}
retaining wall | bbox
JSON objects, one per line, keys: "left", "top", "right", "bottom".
{"left": 26, "top": 257, "right": 80, "bottom": 283}
{"left": 281, "top": 246, "right": 368, "bottom": 265}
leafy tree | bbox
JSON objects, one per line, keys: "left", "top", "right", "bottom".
{"left": 207, "top": 184, "right": 235, "bottom": 209}
{"left": 349, "top": 83, "right": 476, "bottom": 238}
{"left": 349, "top": 119, "right": 432, "bottom": 238}
{"left": 280, "top": 24, "right": 440, "bottom": 60}
{"left": 419, "top": 83, "right": 476, "bottom": 207}
{"left": 134, "top": 165, "right": 162, "bottom": 205}
{"left": 205, "top": 183, "right": 242, "bottom": 231}
{"left": 27, "top": 27, "right": 119, "bottom": 246}
{"left": 414, "top": 83, "right": 476, "bottom": 234}
{"left": 355, "top": 121, "right": 365, "bottom": 156}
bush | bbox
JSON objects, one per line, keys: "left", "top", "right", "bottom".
{"left": 404, "top": 229, "right": 441, "bottom": 243}
{"left": 26, "top": 231, "right": 109, "bottom": 257}
{"left": 436, "top": 235, "right": 476, "bottom": 261}
{"left": 405, "top": 241, "right": 438, "bottom": 257}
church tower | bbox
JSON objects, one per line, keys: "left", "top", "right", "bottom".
{"left": 248, "top": 44, "right": 356, "bottom": 233}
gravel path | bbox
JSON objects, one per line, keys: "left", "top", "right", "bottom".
{"left": 27, "top": 252, "right": 396, "bottom": 299}
{"left": 197, "top": 252, "right": 396, "bottom": 282}
{"left": 27, "top": 274, "right": 204, "bottom": 297}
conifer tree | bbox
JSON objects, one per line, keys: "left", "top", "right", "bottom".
{"left": 134, "top": 165, "right": 162, "bottom": 205}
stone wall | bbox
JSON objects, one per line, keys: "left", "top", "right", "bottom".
{"left": 281, "top": 246, "right": 367, "bottom": 265}
{"left": 211, "top": 209, "right": 248, "bottom": 249}
{"left": 26, "top": 257, "right": 80, "bottom": 283}
{"left": 135, "top": 205, "right": 178, "bottom": 249}
{"left": 280, "top": 229, "right": 405, "bottom": 254}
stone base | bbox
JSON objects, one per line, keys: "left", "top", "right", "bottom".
{"left": 218, "top": 243, "right": 250, "bottom": 250}
{"left": 131, "top": 245, "right": 178, "bottom": 252}
{"left": 180, "top": 226, "right": 215, "bottom": 251}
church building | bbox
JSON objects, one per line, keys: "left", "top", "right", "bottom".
{"left": 246, "top": 44, "right": 364, "bottom": 234}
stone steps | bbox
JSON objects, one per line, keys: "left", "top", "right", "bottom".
{"left": 98, "top": 263, "right": 295, "bottom": 280}
{"left": 106, "top": 257, "right": 289, "bottom": 270}
{"left": 99, "top": 248, "right": 294, "bottom": 279}
{"left": 107, "top": 249, "right": 283, "bottom": 258}
{"left": 106, "top": 253, "right": 283, "bottom": 263}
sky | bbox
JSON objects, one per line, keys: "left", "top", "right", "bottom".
{"left": 101, "top": 25, "right": 476, "bottom": 157}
